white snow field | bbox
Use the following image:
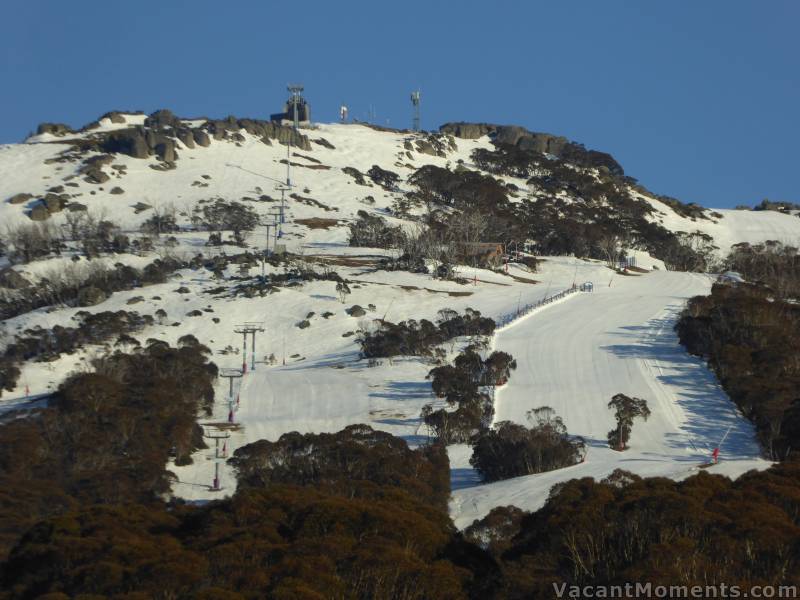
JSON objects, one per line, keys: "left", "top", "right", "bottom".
{"left": 449, "top": 269, "right": 770, "bottom": 528}
{"left": 0, "top": 116, "right": 792, "bottom": 522}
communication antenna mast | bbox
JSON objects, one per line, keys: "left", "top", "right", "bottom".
{"left": 287, "top": 83, "right": 304, "bottom": 131}
{"left": 410, "top": 90, "right": 421, "bottom": 132}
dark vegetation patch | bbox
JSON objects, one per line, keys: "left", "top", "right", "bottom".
{"left": 357, "top": 308, "right": 495, "bottom": 359}
{"left": 367, "top": 164, "right": 401, "bottom": 190}
{"left": 470, "top": 407, "right": 585, "bottom": 482}
{"left": 422, "top": 347, "right": 516, "bottom": 444}
{"left": 289, "top": 192, "right": 337, "bottom": 211}
{"left": 231, "top": 424, "right": 450, "bottom": 511}
{"left": 463, "top": 464, "right": 800, "bottom": 596}
{"left": 0, "top": 257, "right": 185, "bottom": 321}
{"left": 0, "top": 342, "right": 216, "bottom": 559}
{"left": 401, "top": 142, "right": 710, "bottom": 270}
{"left": 342, "top": 166, "right": 368, "bottom": 185}
{"left": 724, "top": 240, "right": 800, "bottom": 298}
{"left": 677, "top": 281, "right": 800, "bottom": 460}
{"left": 294, "top": 217, "right": 341, "bottom": 229}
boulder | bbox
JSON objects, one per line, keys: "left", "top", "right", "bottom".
{"left": 66, "top": 202, "right": 87, "bottom": 212}
{"left": 346, "top": 305, "right": 366, "bottom": 317}
{"left": 0, "top": 268, "right": 31, "bottom": 289}
{"left": 84, "top": 154, "right": 115, "bottom": 168}
{"left": 145, "top": 109, "right": 182, "bottom": 130}
{"left": 154, "top": 139, "right": 177, "bottom": 163}
{"left": 77, "top": 286, "right": 108, "bottom": 307}
{"left": 99, "top": 111, "right": 127, "bottom": 124}
{"left": 28, "top": 205, "right": 50, "bottom": 221}
{"left": 177, "top": 128, "right": 195, "bottom": 149}
{"left": 192, "top": 128, "right": 211, "bottom": 147}
{"left": 47, "top": 185, "right": 64, "bottom": 193}
{"left": 43, "top": 193, "right": 67, "bottom": 213}
{"left": 439, "top": 122, "right": 493, "bottom": 139}
{"left": 102, "top": 128, "right": 150, "bottom": 159}
{"left": 109, "top": 186, "right": 124, "bottom": 195}
{"left": 83, "top": 168, "right": 110, "bottom": 184}
{"left": 7, "top": 193, "right": 33, "bottom": 205}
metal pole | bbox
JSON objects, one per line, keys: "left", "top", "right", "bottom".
{"left": 251, "top": 330, "right": 257, "bottom": 372}
{"left": 242, "top": 331, "right": 247, "bottom": 373}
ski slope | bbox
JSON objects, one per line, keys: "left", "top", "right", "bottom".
{"left": 0, "top": 114, "right": 785, "bottom": 522}
{"left": 449, "top": 269, "right": 770, "bottom": 528}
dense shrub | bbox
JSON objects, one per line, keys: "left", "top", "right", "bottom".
{"left": 677, "top": 282, "right": 800, "bottom": 460}
{"left": 470, "top": 408, "right": 585, "bottom": 482}
{"left": 479, "top": 464, "right": 800, "bottom": 596}
{"left": 0, "top": 257, "right": 185, "bottom": 321}
{"left": 724, "top": 241, "right": 800, "bottom": 298}
{"left": 194, "top": 199, "right": 259, "bottom": 244}
{"left": 0, "top": 343, "right": 216, "bottom": 558}
{"left": 348, "top": 209, "right": 404, "bottom": 248}
{"left": 231, "top": 424, "right": 450, "bottom": 511}
{"left": 358, "top": 308, "right": 495, "bottom": 359}
{"left": 423, "top": 348, "right": 515, "bottom": 444}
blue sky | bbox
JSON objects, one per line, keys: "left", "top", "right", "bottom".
{"left": 1, "top": 0, "right": 797, "bottom": 208}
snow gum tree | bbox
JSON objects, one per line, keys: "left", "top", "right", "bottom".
{"left": 607, "top": 393, "right": 651, "bottom": 451}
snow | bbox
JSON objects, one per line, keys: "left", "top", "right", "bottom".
{"left": 639, "top": 193, "right": 800, "bottom": 255}
{"left": 449, "top": 269, "right": 770, "bottom": 529}
{"left": 0, "top": 118, "right": 780, "bottom": 524}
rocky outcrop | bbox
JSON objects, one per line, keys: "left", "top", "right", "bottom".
{"left": 43, "top": 193, "right": 68, "bottom": 213}
{"left": 144, "top": 109, "right": 182, "bottom": 130}
{"left": 100, "top": 111, "right": 127, "bottom": 124}
{"left": 440, "top": 122, "right": 624, "bottom": 176}
{"left": 36, "top": 122, "right": 74, "bottom": 136}
{"left": 177, "top": 128, "right": 195, "bottom": 149}
{"left": 28, "top": 204, "right": 50, "bottom": 221}
{"left": 203, "top": 116, "right": 311, "bottom": 150}
{"left": 7, "top": 193, "right": 33, "bottom": 205}
{"left": 438, "top": 122, "right": 494, "bottom": 139}
{"left": 193, "top": 129, "right": 211, "bottom": 147}
{"left": 0, "top": 269, "right": 31, "bottom": 289}
{"left": 101, "top": 129, "right": 150, "bottom": 158}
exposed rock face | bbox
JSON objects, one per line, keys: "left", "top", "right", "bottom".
{"left": 439, "top": 122, "right": 493, "bottom": 139}
{"left": 36, "top": 122, "right": 74, "bottom": 136}
{"left": 102, "top": 129, "right": 150, "bottom": 158}
{"left": 7, "top": 193, "right": 33, "bottom": 205}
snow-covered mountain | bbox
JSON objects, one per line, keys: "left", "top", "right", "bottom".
{"left": 1, "top": 110, "right": 798, "bottom": 526}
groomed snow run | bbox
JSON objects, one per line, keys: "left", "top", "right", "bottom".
{"left": 448, "top": 269, "right": 771, "bottom": 529}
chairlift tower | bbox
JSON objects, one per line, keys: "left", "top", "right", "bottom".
{"left": 204, "top": 429, "right": 231, "bottom": 491}
{"left": 219, "top": 367, "right": 243, "bottom": 400}
{"left": 410, "top": 90, "right": 421, "bottom": 132}
{"left": 234, "top": 322, "right": 265, "bottom": 373}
